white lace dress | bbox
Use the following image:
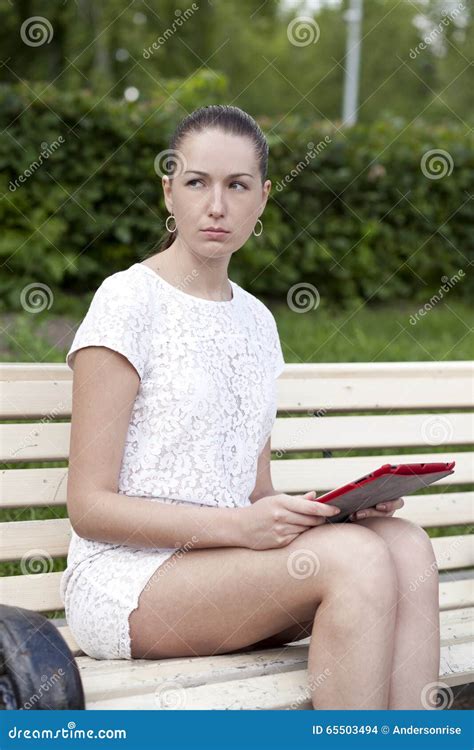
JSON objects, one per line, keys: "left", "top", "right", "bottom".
{"left": 59, "top": 262, "right": 285, "bottom": 660}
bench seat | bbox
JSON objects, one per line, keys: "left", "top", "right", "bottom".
{"left": 1, "top": 361, "right": 473, "bottom": 710}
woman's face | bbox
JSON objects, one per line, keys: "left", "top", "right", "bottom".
{"left": 162, "top": 129, "right": 271, "bottom": 258}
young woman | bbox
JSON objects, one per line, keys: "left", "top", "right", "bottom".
{"left": 60, "top": 104, "right": 440, "bottom": 710}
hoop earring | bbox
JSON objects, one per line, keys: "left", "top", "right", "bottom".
{"left": 253, "top": 218, "right": 263, "bottom": 237}
{"left": 165, "top": 214, "right": 177, "bottom": 232}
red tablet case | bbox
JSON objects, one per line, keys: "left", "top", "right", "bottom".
{"left": 317, "top": 462, "right": 456, "bottom": 523}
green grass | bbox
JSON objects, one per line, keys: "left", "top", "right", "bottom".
{"left": 2, "top": 301, "right": 473, "bottom": 598}
{"left": 268, "top": 299, "right": 473, "bottom": 363}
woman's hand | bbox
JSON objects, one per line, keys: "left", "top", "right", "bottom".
{"left": 237, "top": 490, "right": 341, "bottom": 550}
{"left": 348, "top": 497, "right": 405, "bottom": 522}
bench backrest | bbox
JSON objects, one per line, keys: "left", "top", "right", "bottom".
{"left": 1, "top": 361, "right": 473, "bottom": 616}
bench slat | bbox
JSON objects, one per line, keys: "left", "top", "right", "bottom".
{"left": 397, "top": 492, "right": 474, "bottom": 527}
{"left": 2, "top": 362, "right": 472, "bottom": 381}
{"left": 1, "top": 453, "right": 471, "bottom": 510}
{"left": 271, "top": 452, "right": 473, "bottom": 491}
{"left": 2, "top": 461, "right": 472, "bottom": 529}
{"left": 439, "top": 579, "right": 474, "bottom": 610}
{"left": 0, "top": 468, "right": 68, "bottom": 508}
{"left": 1, "top": 423, "right": 70, "bottom": 463}
{"left": 1, "top": 361, "right": 473, "bottom": 418}
{"left": 277, "top": 377, "right": 473, "bottom": 412}
{"left": 2, "top": 362, "right": 472, "bottom": 418}
{"left": 84, "top": 641, "right": 473, "bottom": 709}
{"left": 0, "top": 518, "right": 72, "bottom": 562}
{"left": 271, "top": 413, "right": 473, "bottom": 451}
{"left": 4, "top": 411, "right": 472, "bottom": 462}
{"left": 2, "top": 569, "right": 472, "bottom": 614}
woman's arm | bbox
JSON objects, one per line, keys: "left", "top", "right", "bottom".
{"left": 67, "top": 345, "right": 242, "bottom": 549}
{"left": 72, "top": 488, "right": 243, "bottom": 549}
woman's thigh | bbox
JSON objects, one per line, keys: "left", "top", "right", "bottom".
{"left": 129, "top": 520, "right": 397, "bottom": 659}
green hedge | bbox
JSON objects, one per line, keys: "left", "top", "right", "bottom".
{"left": 1, "top": 80, "right": 472, "bottom": 311}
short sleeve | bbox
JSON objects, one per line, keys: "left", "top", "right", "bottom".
{"left": 66, "top": 271, "right": 153, "bottom": 380}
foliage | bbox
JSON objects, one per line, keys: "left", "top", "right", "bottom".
{"left": 1, "top": 80, "right": 472, "bottom": 310}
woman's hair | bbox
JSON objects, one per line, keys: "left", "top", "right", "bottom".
{"left": 147, "top": 104, "right": 269, "bottom": 254}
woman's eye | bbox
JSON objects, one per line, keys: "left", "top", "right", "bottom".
{"left": 185, "top": 179, "right": 247, "bottom": 190}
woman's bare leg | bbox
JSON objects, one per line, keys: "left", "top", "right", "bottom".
{"left": 128, "top": 522, "right": 399, "bottom": 709}
{"left": 354, "top": 516, "right": 441, "bottom": 709}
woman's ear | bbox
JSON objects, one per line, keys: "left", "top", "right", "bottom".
{"left": 162, "top": 175, "right": 173, "bottom": 212}
{"left": 260, "top": 178, "right": 271, "bottom": 213}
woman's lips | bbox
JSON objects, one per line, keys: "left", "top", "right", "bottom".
{"left": 200, "top": 229, "right": 230, "bottom": 239}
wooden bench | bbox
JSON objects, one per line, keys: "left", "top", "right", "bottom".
{"left": 1, "top": 360, "right": 473, "bottom": 709}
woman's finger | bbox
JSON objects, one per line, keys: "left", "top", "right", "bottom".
{"left": 374, "top": 497, "right": 405, "bottom": 512}
{"left": 349, "top": 509, "right": 395, "bottom": 521}
{"left": 284, "top": 511, "right": 328, "bottom": 527}
{"left": 288, "top": 496, "right": 342, "bottom": 519}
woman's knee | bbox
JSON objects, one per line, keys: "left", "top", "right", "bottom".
{"left": 286, "top": 523, "right": 398, "bottom": 606}
{"left": 376, "top": 517, "right": 439, "bottom": 594}
{"left": 383, "top": 517, "right": 435, "bottom": 557}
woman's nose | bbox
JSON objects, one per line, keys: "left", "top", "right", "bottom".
{"left": 208, "top": 187, "right": 225, "bottom": 214}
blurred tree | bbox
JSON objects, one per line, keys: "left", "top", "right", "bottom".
{"left": 0, "top": 0, "right": 471, "bottom": 123}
